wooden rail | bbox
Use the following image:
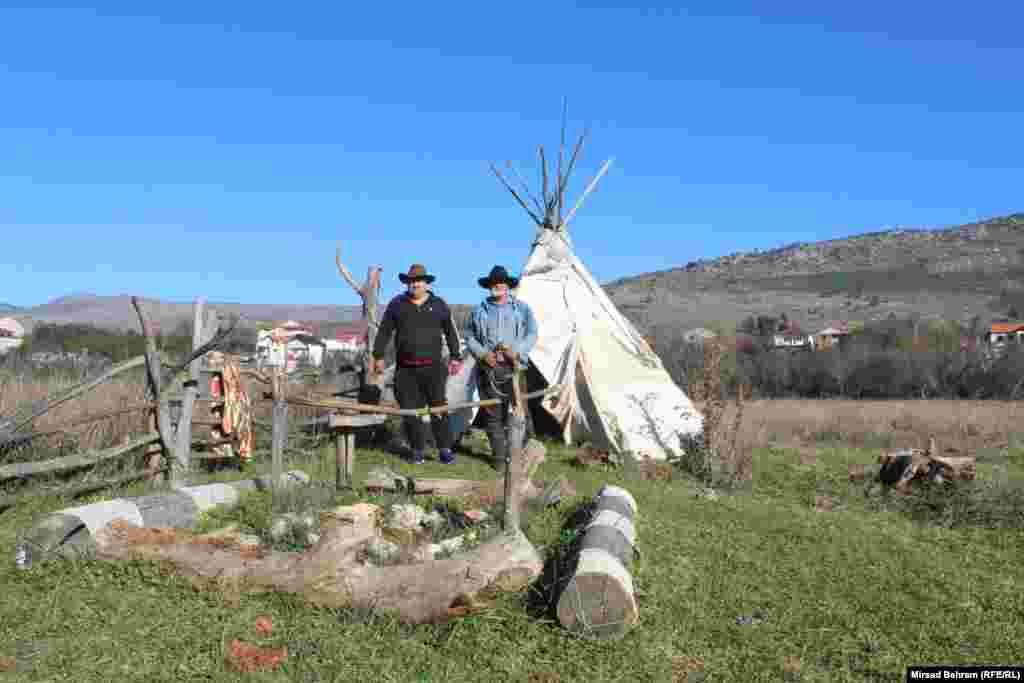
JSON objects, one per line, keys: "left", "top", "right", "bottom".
{"left": 283, "top": 384, "right": 563, "bottom": 416}
{"left": 0, "top": 431, "right": 162, "bottom": 483}
{"left": 0, "top": 297, "right": 245, "bottom": 510}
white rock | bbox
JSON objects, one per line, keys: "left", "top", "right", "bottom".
{"left": 422, "top": 510, "right": 445, "bottom": 532}
{"left": 431, "top": 536, "right": 465, "bottom": 557}
{"left": 366, "top": 538, "right": 400, "bottom": 564}
{"left": 237, "top": 534, "right": 261, "bottom": 547}
{"left": 385, "top": 504, "right": 425, "bottom": 531}
{"left": 269, "top": 517, "right": 292, "bottom": 541}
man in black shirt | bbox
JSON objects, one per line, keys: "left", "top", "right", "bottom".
{"left": 372, "top": 264, "right": 463, "bottom": 464}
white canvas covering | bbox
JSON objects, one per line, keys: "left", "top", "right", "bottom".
{"left": 515, "top": 227, "right": 703, "bottom": 460}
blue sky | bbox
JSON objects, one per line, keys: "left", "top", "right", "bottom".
{"left": 2, "top": 2, "right": 1023, "bottom": 308}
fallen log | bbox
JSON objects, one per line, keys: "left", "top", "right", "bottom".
{"left": 878, "top": 437, "right": 976, "bottom": 494}
{"left": 14, "top": 470, "right": 311, "bottom": 569}
{"left": 80, "top": 441, "right": 553, "bottom": 624}
{"left": 91, "top": 498, "right": 542, "bottom": 624}
{"left": 364, "top": 439, "right": 548, "bottom": 503}
{"left": 556, "top": 484, "right": 639, "bottom": 639}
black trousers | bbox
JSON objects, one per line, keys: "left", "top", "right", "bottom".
{"left": 394, "top": 363, "right": 452, "bottom": 453}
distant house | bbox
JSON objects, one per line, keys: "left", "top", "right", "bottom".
{"left": 0, "top": 317, "right": 25, "bottom": 355}
{"left": 988, "top": 322, "right": 1024, "bottom": 355}
{"left": 814, "top": 322, "right": 849, "bottom": 351}
{"left": 256, "top": 321, "right": 326, "bottom": 371}
{"left": 324, "top": 321, "right": 369, "bottom": 354}
{"left": 772, "top": 321, "right": 813, "bottom": 351}
{"left": 682, "top": 328, "right": 717, "bottom": 344}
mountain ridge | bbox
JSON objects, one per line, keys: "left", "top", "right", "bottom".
{"left": 10, "top": 213, "right": 1024, "bottom": 335}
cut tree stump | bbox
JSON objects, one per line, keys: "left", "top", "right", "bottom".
{"left": 556, "top": 484, "right": 639, "bottom": 639}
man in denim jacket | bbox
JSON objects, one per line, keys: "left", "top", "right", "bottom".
{"left": 463, "top": 265, "right": 538, "bottom": 472}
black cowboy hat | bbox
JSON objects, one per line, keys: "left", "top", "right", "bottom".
{"left": 478, "top": 265, "right": 519, "bottom": 289}
{"left": 398, "top": 263, "right": 436, "bottom": 284}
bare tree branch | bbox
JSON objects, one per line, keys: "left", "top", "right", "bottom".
{"left": 164, "top": 313, "right": 242, "bottom": 382}
{"left": 335, "top": 246, "right": 363, "bottom": 295}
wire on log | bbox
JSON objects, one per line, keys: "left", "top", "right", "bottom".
{"left": 556, "top": 484, "right": 640, "bottom": 640}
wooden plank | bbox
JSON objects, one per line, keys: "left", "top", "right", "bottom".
{"left": 363, "top": 477, "right": 481, "bottom": 496}
{"left": 285, "top": 385, "right": 562, "bottom": 417}
{"left": 0, "top": 431, "right": 161, "bottom": 483}
{"left": 328, "top": 414, "right": 387, "bottom": 429}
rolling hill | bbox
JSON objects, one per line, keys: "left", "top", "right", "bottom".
{"left": 606, "top": 213, "right": 1024, "bottom": 334}
{"left": 11, "top": 213, "right": 1024, "bottom": 337}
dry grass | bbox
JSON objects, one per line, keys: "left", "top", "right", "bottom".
{"left": 0, "top": 376, "right": 150, "bottom": 452}
{"left": 675, "top": 338, "right": 754, "bottom": 486}
{"left": 694, "top": 398, "right": 1024, "bottom": 453}
{"left": 0, "top": 372, "right": 283, "bottom": 462}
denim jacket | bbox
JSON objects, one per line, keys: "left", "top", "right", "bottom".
{"left": 463, "top": 296, "right": 538, "bottom": 366}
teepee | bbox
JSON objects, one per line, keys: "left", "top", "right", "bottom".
{"left": 486, "top": 108, "right": 704, "bottom": 461}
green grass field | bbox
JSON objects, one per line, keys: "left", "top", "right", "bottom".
{"left": 2, "top": 432, "right": 1022, "bottom": 682}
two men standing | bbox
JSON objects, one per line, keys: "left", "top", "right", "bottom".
{"left": 371, "top": 263, "right": 537, "bottom": 470}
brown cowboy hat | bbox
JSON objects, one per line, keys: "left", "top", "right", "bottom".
{"left": 398, "top": 263, "right": 436, "bottom": 284}
{"left": 478, "top": 265, "right": 519, "bottom": 289}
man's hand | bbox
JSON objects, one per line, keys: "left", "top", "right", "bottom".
{"left": 447, "top": 359, "right": 464, "bottom": 376}
{"left": 483, "top": 352, "right": 498, "bottom": 368}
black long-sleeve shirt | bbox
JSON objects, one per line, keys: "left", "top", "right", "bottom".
{"left": 372, "top": 292, "right": 462, "bottom": 367}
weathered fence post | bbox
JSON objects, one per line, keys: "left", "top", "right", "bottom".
{"left": 271, "top": 368, "right": 288, "bottom": 509}
{"left": 132, "top": 297, "right": 175, "bottom": 484}
{"left": 171, "top": 299, "right": 205, "bottom": 483}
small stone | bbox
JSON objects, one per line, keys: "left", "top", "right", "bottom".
{"left": 814, "top": 495, "right": 836, "bottom": 512}
{"left": 463, "top": 510, "right": 489, "bottom": 523}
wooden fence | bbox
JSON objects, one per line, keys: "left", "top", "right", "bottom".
{"left": 0, "top": 297, "right": 254, "bottom": 510}
{"left": 1, "top": 295, "right": 564, "bottom": 513}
